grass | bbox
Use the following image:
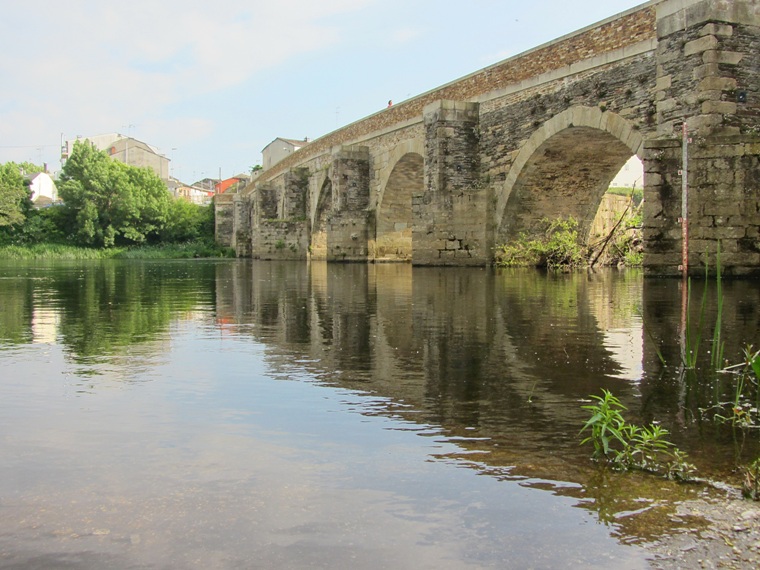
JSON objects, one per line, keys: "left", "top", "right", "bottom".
{"left": 0, "top": 240, "right": 236, "bottom": 260}
{"left": 606, "top": 186, "right": 643, "bottom": 205}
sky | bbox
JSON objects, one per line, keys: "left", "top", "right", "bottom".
{"left": 1, "top": 0, "right": 646, "bottom": 184}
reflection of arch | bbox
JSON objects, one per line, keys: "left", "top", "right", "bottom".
{"left": 311, "top": 178, "right": 332, "bottom": 260}
{"left": 376, "top": 152, "right": 423, "bottom": 261}
{"left": 495, "top": 107, "right": 643, "bottom": 243}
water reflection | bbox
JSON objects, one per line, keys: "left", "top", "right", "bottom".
{"left": 1, "top": 259, "right": 759, "bottom": 567}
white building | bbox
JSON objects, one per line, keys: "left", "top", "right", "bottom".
{"left": 261, "top": 137, "right": 309, "bottom": 170}
{"left": 610, "top": 156, "right": 644, "bottom": 189}
{"left": 63, "top": 133, "right": 170, "bottom": 181}
{"left": 27, "top": 172, "right": 58, "bottom": 206}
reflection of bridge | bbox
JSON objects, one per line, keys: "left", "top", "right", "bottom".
{"left": 213, "top": 262, "right": 648, "bottom": 460}
{"left": 217, "top": 0, "right": 760, "bottom": 276}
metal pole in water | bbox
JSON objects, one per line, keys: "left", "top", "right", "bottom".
{"left": 679, "top": 122, "right": 690, "bottom": 367}
{"left": 681, "top": 122, "right": 689, "bottom": 278}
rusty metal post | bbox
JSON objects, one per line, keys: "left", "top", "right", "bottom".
{"left": 681, "top": 122, "right": 689, "bottom": 278}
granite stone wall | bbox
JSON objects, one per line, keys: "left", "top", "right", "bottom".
{"left": 217, "top": 0, "right": 760, "bottom": 274}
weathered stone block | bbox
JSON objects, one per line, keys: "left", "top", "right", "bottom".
{"left": 701, "top": 100, "right": 737, "bottom": 114}
{"left": 697, "top": 77, "right": 737, "bottom": 92}
{"left": 687, "top": 114, "right": 725, "bottom": 132}
{"left": 684, "top": 35, "right": 719, "bottom": 56}
{"left": 702, "top": 50, "right": 743, "bottom": 65}
{"left": 655, "top": 75, "right": 672, "bottom": 91}
{"left": 700, "top": 23, "right": 733, "bottom": 37}
{"left": 657, "top": 98, "right": 678, "bottom": 113}
{"left": 693, "top": 62, "right": 721, "bottom": 80}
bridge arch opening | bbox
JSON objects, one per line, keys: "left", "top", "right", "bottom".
{"left": 311, "top": 178, "right": 333, "bottom": 260}
{"left": 375, "top": 152, "right": 423, "bottom": 261}
{"left": 496, "top": 108, "right": 643, "bottom": 250}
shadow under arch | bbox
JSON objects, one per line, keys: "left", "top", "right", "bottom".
{"left": 311, "top": 177, "right": 333, "bottom": 260}
{"left": 375, "top": 151, "right": 424, "bottom": 261}
{"left": 494, "top": 106, "right": 644, "bottom": 244}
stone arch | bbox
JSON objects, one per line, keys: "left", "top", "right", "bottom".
{"left": 495, "top": 106, "right": 644, "bottom": 244}
{"left": 311, "top": 177, "right": 333, "bottom": 260}
{"left": 375, "top": 150, "right": 424, "bottom": 261}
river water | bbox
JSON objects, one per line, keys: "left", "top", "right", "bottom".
{"left": 1, "top": 259, "right": 758, "bottom": 569}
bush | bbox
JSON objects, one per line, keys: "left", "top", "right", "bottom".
{"left": 495, "top": 217, "right": 587, "bottom": 269}
{"left": 160, "top": 200, "right": 214, "bottom": 243}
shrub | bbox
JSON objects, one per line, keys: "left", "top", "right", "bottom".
{"left": 496, "top": 217, "right": 587, "bottom": 269}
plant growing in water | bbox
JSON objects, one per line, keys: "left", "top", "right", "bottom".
{"left": 580, "top": 389, "right": 627, "bottom": 459}
{"left": 580, "top": 389, "right": 696, "bottom": 480}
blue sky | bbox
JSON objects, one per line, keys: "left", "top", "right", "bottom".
{"left": 1, "top": 0, "right": 645, "bottom": 184}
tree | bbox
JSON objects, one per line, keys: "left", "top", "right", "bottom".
{"left": 58, "top": 140, "right": 171, "bottom": 247}
{"left": 0, "top": 162, "right": 31, "bottom": 229}
{"left": 16, "top": 162, "right": 45, "bottom": 175}
{"left": 160, "top": 199, "right": 214, "bottom": 242}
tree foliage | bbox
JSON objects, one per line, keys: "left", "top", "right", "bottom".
{"left": 0, "top": 162, "right": 32, "bottom": 229}
{"left": 1, "top": 149, "right": 218, "bottom": 251}
{"left": 161, "top": 199, "right": 215, "bottom": 243}
{"left": 16, "top": 162, "right": 46, "bottom": 176}
{"left": 57, "top": 141, "right": 171, "bottom": 247}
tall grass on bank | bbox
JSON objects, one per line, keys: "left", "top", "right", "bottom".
{"left": 0, "top": 244, "right": 117, "bottom": 260}
{"left": 0, "top": 240, "right": 235, "bottom": 260}
{"left": 113, "top": 241, "right": 236, "bottom": 259}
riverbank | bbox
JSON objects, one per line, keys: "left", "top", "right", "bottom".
{"left": 649, "top": 494, "right": 760, "bottom": 569}
{"left": 0, "top": 241, "right": 235, "bottom": 260}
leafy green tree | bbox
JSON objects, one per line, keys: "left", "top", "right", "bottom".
{"left": 0, "top": 162, "right": 32, "bottom": 229}
{"left": 58, "top": 140, "right": 171, "bottom": 247}
{"left": 16, "top": 162, "right": 45, "bottom": 175}
{"left": 161, "top": 199, "right": 214, "bottom": 242}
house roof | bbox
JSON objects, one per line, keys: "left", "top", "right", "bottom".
{"left": 216, "top": 175, "right": 250, "bottom": 194}
{"left": 262, "top": 137, "right": 309, "bottom": 152}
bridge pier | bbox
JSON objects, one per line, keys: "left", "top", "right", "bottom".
{"left": 414, "top": 100, "right": 487, "bottom": 266}
{"left": 325, "top": 146, "right": 371, "bottom": 262}
{"left": 251, "top": 178, "right": 309, "bottom": 260}
{"left": 643, "top": 0, "right": 760, "bottom": 276}
{"left": 232, "top": 194, "right": 251, "bottom": 257}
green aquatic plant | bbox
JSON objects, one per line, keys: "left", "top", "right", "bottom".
{"left": 580, "top": 389, "right": 696, "bottom": 480}
{"left": 710, "top": 245, "right": 725, "bottom": 370}
{"left": 580, "top": 390, "right": 628, "bottom": 459}
{"left": 682, "top": 276, "right": 706, "bottom": 369}
{"left": 705, "top": 345, "right": 760, "bottom": 432}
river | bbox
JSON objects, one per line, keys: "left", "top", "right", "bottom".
{"left": 1, "top": 259, "right": 758, "bottom": 568}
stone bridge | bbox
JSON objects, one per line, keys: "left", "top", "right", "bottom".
{"left": 216, "top": 0, "right": 760, "bottom": 276}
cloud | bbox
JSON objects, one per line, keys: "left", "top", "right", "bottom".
{"left": 0, "top": 0, "right": 373, "bottom": 166}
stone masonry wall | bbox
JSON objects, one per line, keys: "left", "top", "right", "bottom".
{"left": 327, "top": 147, "right": 371, "bottom": 261}
{"left": 252, "top": 220, "right": 310, "bottom": 260}
{"left": 214, "top": 193, "right": 235, "bottom": 247}
{"left": 232, "top": 194, "right": 251, "bottom": 257}
{"left": 479, "top": 52, "right": 657, "bottom": 189}
{"left": 252, "top": 4, "right": 657, "bottom": 185}
{"left": 644, "top": 136, "right": 760, "bottom": 276}
{"left": 643, "top": 0, "right": 760, "bottom": 276}
{"left": 225, "top": 0, "right": 760, "bottom": 274}
{"left": 415, "top": 101, "right": 485, "bottom": 265}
